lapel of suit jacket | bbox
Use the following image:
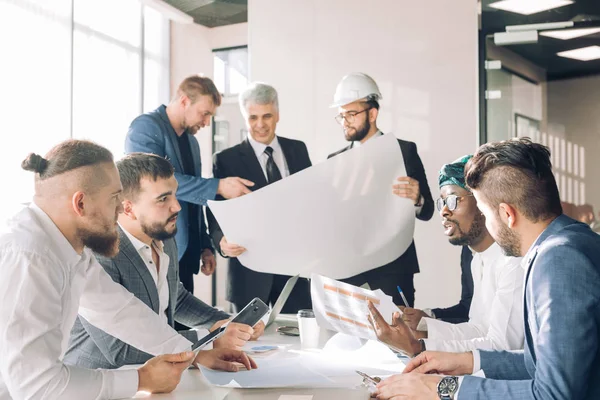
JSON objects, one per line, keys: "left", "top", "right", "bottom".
{"left": 279, "top": 137, "right": 299, "bottom": 175}
{"left": 158, "top": 107, "right": 185, "bottom": 171}
{"left": 118, "top": 227, "right": 161, "bottom": 313}
{"left": 522, "top": 246, "right": 539, "bottom": 364}
{"left": 520, "top": 214, "right": 570, "bottom": 366}
{"left": 239, "top": 139, "right": 268, "bottom": 187}
{"left": 164, "top": 239, "right": 179, "bottom": 327}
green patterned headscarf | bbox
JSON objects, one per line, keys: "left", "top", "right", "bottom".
{"left": 439, "top": 155, "right": 473, "bottom": 190}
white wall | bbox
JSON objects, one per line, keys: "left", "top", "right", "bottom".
{"left": 249, "top": 0, "right": 479, "bottom": 308}
{"left": 170, "top": 22, "right": 248, "bottom": 307}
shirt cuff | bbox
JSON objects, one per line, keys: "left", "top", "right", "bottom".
{"left": 472, "top": 350, "right": 481, "bottom": 373}
{"left": 102, "top": 369, "right": 138, "bottom": 399}
{"left": 422, "top": 308, "right": 435, "bottom": 318}
{"left": 416, "top": 316, "right": 429, "bottom": 331}
{"left": 414, "top": 195, "right": 424, "bottom": 215}
{"left": 456, "top": 376, "right": 465, "bottom": 400}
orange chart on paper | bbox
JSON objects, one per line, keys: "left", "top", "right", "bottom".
{"left": 323, "top": 284, "right": 381, "bottom": 305}
{"left": 325, "top": 310, "right": 374, "bottom": 331}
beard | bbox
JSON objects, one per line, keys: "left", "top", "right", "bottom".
{"left": 140, "top": 213, "right": 178, "bottom": 241}
{"left": 344, "top": 118, "right": 371, "bottom": 142}
{"left": 448, "top": 212, "right": 486, "bottom": 247}
{"left": 182, "top": 116, "right": 200, "bottom": 135}
{"left": 79, "top": 226, "right": 119, "bottom": 257}
{"left": 494, "top": 223, "right": 522, "bottom": 257}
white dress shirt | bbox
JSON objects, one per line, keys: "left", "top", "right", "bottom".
{"left": 120, "top": 226, "right": 210, "bottom": 345}
{"left": 421, "top": 242, "right": 524, "bottom": 352}
{"left": 121, "top": 227, "right": 170, "bottom": 326}
{"left": 0, "top": 204, "right": 193, "bottom": 400}
{"left": 247, "top": 133, "right": 290, "bottom": 180}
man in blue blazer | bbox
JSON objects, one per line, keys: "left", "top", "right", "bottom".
{"left": 125, "top": 75, "right": 253, "bottom": 296}
{"left": 374, "top": 138, "right": 600, "bottom": 400}
{"left": 65, "top": 153, "right": 263, "bottom": 369}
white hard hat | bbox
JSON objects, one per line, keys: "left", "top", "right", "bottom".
{"left": 330, "top": 72, "right": 382, "bottom": 108}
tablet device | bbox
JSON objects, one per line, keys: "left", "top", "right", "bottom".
{"left": 231, "top": 297, "right": 269, "bottom": 327}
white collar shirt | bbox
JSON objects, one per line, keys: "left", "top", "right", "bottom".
{"left": 350, "top": 130, "right": 383, "bottom": 148}
{"left": 247, "top": 133, "right": 290, "bottom": 180}
{"left": 0, "top": 203, "right": 192, "bottom": 400}
{"left": 122, "top": 227, "right": 170, "bottom": 325}
{"left": 422, "top": 242, "right": 525, "bottom": 353}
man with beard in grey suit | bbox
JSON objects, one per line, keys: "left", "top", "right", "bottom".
{"left": 65, "top": 153, "right": 264, "bottom": 369}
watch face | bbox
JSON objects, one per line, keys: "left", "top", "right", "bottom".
{"left": 438, "top": 377, "right": 458, "bottom": 395}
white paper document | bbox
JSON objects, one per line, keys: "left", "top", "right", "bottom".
{"left": 199, "top": 359, "right": 335, "bottom": 388}
{"left": 311, "top": 274, "right": 399, "bottom": 341}
{"left": 207, "top": 133, "right": 415, "bottom": 279}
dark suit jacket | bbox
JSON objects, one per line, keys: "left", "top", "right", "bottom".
{"left": 327, "top": 135, "right": 434, "bottom": 276}
{"left": 207, "top": 137, "right": 312, "bottom": 309}
{"left": 64, "top": 226, "right": 229, "bottom": 369}
{"left": 461, "top": 215, "right": 600, "bottom": 399}
{"left": 432, "top": 246, "right": 474, "bottom": 323}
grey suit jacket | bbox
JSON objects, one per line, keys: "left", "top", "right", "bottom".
{"left": 459, "top": 215, "right": 600, "bottom": 399}
{"left": 64, "top": 226, "right": 229, "bottom": 369}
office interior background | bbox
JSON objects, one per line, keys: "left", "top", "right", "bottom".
{"left": 2, "top": 0, "right": 599, "bottom": 311}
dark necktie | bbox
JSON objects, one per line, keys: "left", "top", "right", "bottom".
{"left": 264, "top": 146, "right": 282, "bottom": 184}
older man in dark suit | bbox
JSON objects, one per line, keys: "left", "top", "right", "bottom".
{"left": 207, "top": 82, "right": 313, "bottom": 313}
{"left": 328, "top": 73, "right": 434, "bottom": 307}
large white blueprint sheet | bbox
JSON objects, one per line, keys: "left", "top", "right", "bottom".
{"left": 207, "top": 133, "right": 415, "bottom": 279}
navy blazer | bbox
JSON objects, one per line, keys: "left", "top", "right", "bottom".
{"left": 125, "top": 105, "right": 217, "bottom": 261}
{"left": 460, "top": 215, "right": 600, "bottom": 399}
{"left": 432, "top": 246, "right": 474, "bottom": 323}
{"left": 64, "top": 227, "right": 229, "bottom": 369}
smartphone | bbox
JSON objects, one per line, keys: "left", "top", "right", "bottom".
{"left": 191, "top": 326, "right": 227, "bottom": 356}
{"left": 231, "top": 297, "right": 269, "bottom": 327}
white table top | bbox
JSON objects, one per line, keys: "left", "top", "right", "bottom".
{"left": 136, "top": 315, "right": 404, "bottom": 400}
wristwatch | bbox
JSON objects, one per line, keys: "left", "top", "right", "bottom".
{"left": 437, "top": 376, "right": 459, "bottom": 400}
{"left": 414, "top": 338, "right": 426, "bottom": 357}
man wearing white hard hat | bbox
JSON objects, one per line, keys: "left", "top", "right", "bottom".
{"left": 328, "top": 72, "right": 434, "bottom": 307}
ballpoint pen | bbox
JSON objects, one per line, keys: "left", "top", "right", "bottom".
{"left": 397, "top": 285, "right": 409, "bottom": 307}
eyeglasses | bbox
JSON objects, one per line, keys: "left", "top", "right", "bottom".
{"left": 334, "top": 108, "right": 371, "bottom": 125}
{"left": 436, "top": 194, "right": 473, "bottom": 212}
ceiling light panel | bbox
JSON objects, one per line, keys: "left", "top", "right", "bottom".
{"left": 557, "top": 46, "right": 600, "bottom": 61}
{"left": 540, "top": 28, "right": 600, "bottom": 40}
{"left": 489, "top": 0, "right": 573, "bottom": 15}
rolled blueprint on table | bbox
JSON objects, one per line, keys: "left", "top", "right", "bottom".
{"left": 207, "top": 133, "right": 415, "bottom": 279}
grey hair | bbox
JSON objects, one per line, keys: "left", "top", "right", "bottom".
{"left": 238, "top": 82, "right": 279, "bottom": 116}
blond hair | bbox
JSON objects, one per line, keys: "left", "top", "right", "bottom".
{"left": 176, "top": 75, "right": 221, "bottom": 106}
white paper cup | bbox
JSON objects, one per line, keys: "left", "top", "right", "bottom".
{"left": 297, "top": 309, "right": 320, "bottom": 349}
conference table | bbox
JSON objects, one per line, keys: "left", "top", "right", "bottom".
{"left": 138, "top": 314, "right": 406, "bottom": 400}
